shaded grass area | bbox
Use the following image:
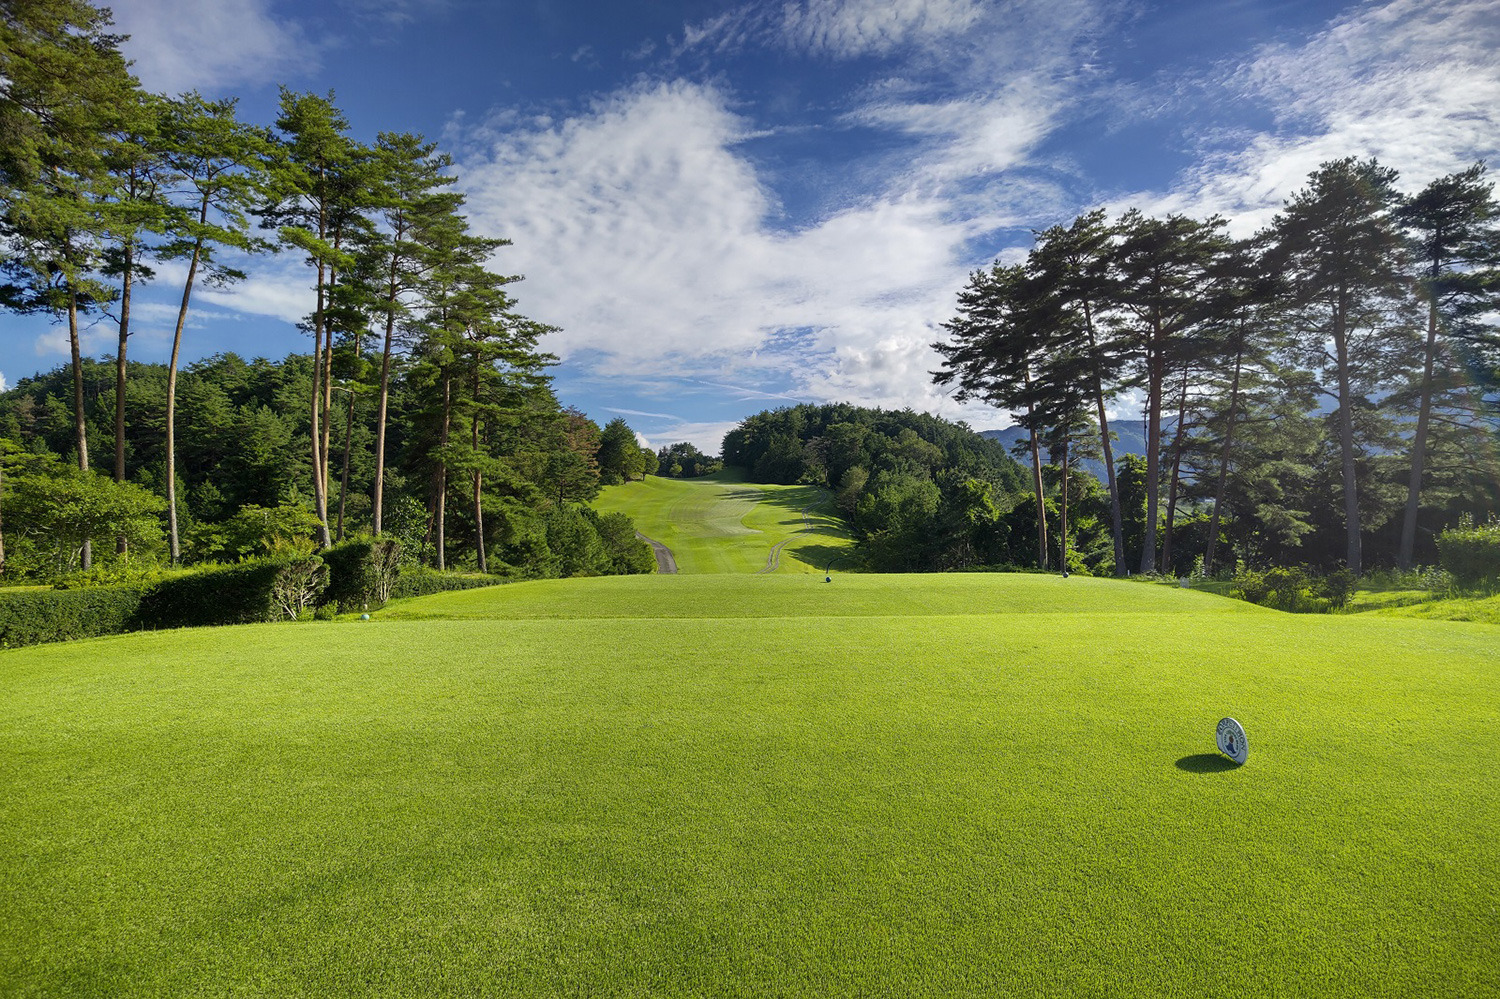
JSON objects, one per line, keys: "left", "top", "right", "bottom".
{"left": 592, "top": 472, "right": 852, "bottom": 574}
{"left": 3, "top": 575, "right": 1498, "bottom": 997}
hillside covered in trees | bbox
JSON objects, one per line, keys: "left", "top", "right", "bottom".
{"left": 722, "top": 404, "right": 1043, "bottom": 571}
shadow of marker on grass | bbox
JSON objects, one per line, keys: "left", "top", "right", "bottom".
{"left": 1176, "top": 753, "right": 1240, "bottom": 773}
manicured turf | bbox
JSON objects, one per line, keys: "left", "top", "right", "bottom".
{"left": 3, "top": 573, "right": 1497, "bottom": 997}
{"left": 592, "top": 470, "right": 853, "bottom": 573}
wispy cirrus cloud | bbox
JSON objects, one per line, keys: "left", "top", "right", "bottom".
{"left": 1127, "top": 0, "right": 1500, "bottom": 232}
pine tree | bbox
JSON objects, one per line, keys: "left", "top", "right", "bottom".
{"left": 157, "top": 93, "right": 271, "bottom": 563}
{"left": 1394, "top": 163, "right": 1500, "bottom": 568}
{"left": 1268, "top": 158, "right": 1414, "bottom": 576}
{"left": 0, "top": 0, "right": 141, "bottom": 569}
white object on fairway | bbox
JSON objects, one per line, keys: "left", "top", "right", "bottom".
{"left": 360, "top": 613, "right": 371, "bottom": 621}
{"left": 1216, "top": 717, "right": 1248, "bottom": 765}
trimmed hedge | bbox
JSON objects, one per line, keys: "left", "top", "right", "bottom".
{"left": 0, "top": 586, "right": 145, "bottom": 649}
{"left": 320, "top": 538, "right": 402, "bottom": 611}
{"left": 389, "top": 567, "right": 505, "bottom": 600}
{"left": 1436, "top": 519, "right": 1500, "bottom": 593}
{"left": 135, "top": 557, "right": 329, "bottom": 629}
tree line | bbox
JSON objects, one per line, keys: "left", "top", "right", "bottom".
{"left": 935, "top": 158, "right": 1500, "bottom": 578}
{"left": 0, "top": 0, "right": 655, "bottom": 580}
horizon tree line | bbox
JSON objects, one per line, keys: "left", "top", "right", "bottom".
{"left": 934, "top": 157, "right": 1500, "bottom": 578}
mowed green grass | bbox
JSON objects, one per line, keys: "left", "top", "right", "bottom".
{"left": 592, "top": 470, "right": 853, "bottom": 573}
{"left": 3, "top": 573, "right": 1497, "bottom": 997}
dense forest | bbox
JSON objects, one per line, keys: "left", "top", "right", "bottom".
{"left": 933, "top": 159, "right": 1500, "bottom": 578}
{"left": 0, "top": 0, "right": 656, "bottom": 582}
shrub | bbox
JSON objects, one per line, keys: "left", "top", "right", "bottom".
{"left": 0, "top": 586, "right": 144, "bottom": 648}
{"left": 1436, "top": 517, "right": 1500, "bottom": 593}
{"left": 388, "top": 567, "right": 504, "bottom": 600}
{"left": 1317, "top": 568, "right": 1357, "bottom": 609}
{"left": 1231, "top": 566, "right": 1322, "bottom": 612}
{"left": 135, "top": 556, "right": 329, "bottom": 629}
{"left": 319, "top": 537, "right": 402, "bottom": 612}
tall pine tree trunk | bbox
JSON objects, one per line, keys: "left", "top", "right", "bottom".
{"left": 1399, "top": 273, "right": 1440, "bottom": 570}
{"left": 114, "top": 243, "right": 135, "bottom": 555}
{"left": 1333, "top": 297, "right": 1362, "bottom": 576}
{"left": 1161, "top": 365, "right": 1192, "bottom": 575}
{"left": 1082, "top": 302, "right": 1126, "bottom": 575}
{"left": 1205, "top": 337, "right": 1245, "bottom": 574}
{"left": 372, "top": 259, "right": 400, "bottom": 535}
{"left": 166, "top": 236, "right": 204, "bottom": 565}
{"left": 68, "top": 286, "right": 92, "bottom": 570}
{"left": 472, "top": 369, "right": 487, "bottom": 573}
{"left": 1059, "top": 438, "right": 1070, "bottom": 573}
{"left": 435, "top": 371, "right": 451, "bottom": 571}
{"left": 1139, "top": 330, "right": 1164, "bottom": 575}
{"left": 336, "top": 329, "right": 360, "bottom": 542}
{"left": 1024, "top": 370, "right": 1047, "bottom": 570}
{"left": 310, "top": 258, "right": 332, "bottom": 548}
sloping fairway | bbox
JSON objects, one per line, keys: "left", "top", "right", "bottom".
{"left": 592, "top": 470, "right": 852, "bottom": 573}
{"left": 3, "top": 574, "right": 1497, "bottom": 997}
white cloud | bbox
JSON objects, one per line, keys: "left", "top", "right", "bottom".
{"left": 1128, "top": 0, "right": 1500, "bottom": 233}
{"left": 109, "top": 0, "right": 315, "bottom": 94}
{"left": 456, "top": 81, "right": 1006, "bottom": 418}
{"left": 779, "top": 0, "right": 987, "bottom": 59}
{"left": 0, "top": 371, "right": 7, "bottom": 392}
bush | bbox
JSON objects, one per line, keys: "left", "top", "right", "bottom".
{"left": 319, "top": 537, "right": 402, "bottom": 612}
{"left": 0, "top": 585, "right": 144, "bottom": 648}
{"left": 1231, "top": 566, "right": 1324, "bottom": 612}
{"left": 1317, "top": 568, "right": 1357, "bottom": 609}
{"left": 388, "top": 567, "right": 504, "bottom": 600}
{"left": 135, "top": 556, "right": 329, "bottom": 629}
{"left": 1436, "top": 517, "right": 1500, "bottom": 593}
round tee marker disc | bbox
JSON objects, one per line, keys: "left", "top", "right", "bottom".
{"left": 1216, "top": 717, "right": 1248, "bottom": 765}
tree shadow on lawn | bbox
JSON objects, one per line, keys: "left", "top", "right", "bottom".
{"left": 790, "top": 541, "right": 858, "bottom": 571}
{"left": 1176, "top": 754, "right": 1240, "bottom": 773}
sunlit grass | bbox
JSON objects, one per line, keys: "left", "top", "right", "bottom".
{"left": 3, "top": 573, "right": 1497, "bottom": 997}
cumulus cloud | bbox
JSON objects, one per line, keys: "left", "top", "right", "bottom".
{"left": 454, "top": 80, "right": 1009, "bottom": 419}
{"left": 108, "top": 0, "right": 315, "bottom": 94}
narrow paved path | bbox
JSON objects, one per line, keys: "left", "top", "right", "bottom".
{"left": 636, "top": 532, "right": 677, "bottom": 574}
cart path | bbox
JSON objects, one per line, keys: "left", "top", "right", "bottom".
{"left": 636, "top": 532, "right": 677, "bottom": 574}
{"left": 757, "top": 501, "right": 819, "bottom": 574}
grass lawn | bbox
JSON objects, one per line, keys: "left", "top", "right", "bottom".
{"left": 592, "top": 470, "right": 853, "bottom": 574}
{"left": 3, "top": 573, "right": 1497, "bottom": 997}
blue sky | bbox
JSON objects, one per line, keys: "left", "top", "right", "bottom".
{"left": 5, "top": 0, "right": 1498, "bottom": 452}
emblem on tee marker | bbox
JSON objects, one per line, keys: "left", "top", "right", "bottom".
{"left": 1216, "top": 717, "right": 1248, "bottom": 765}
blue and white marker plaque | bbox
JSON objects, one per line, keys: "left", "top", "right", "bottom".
{"left": 1216, "top": 717, "right": 1248, "bottom": 765}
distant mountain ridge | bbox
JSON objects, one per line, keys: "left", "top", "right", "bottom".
{"left": 979, "top": 424, "right": 1148, "bottom": 480}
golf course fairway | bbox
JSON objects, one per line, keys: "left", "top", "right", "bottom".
{"left": 3, "top": 572, "right": 1497, "bottom": 997}
{"left": 591, "top": 470, "right": 853, "bottom": 574}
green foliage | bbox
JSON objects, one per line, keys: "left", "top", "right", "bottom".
{"left": 546, "top": 506, "right": 608, "bottom": 578}
{"left": 0, "top": 584, "right": 143, "bottom": 648}
{"left": 387, "top": 567, "right": 503, "bottom": 600}
{"left": 0, "top": 450, "right": 165, "bottom": 577}
{"left": 655, "top": 441, "right": 721, "bottom": 478}
{"left": 184, "top": 501, "right": 323, "bottom": 563}
{"left": 319, "top": 536, "right": 402, "bottom": 611}
{"left": 588, "top": 509, "right": 655, "bottom": 575}
{"left": 134, "top": 556, "right": 329, "bottom": 628}
{"left": 1435, "top": 516, "right": 1500, "bottom": 592}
